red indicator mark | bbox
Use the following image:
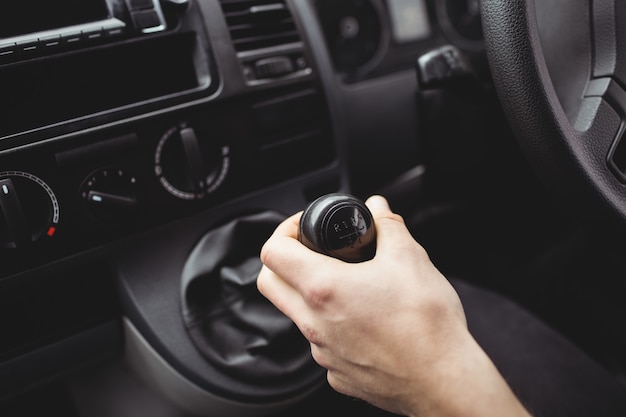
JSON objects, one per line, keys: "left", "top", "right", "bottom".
{"left": 47, "top": 227, "right": 57, "bottom": 237}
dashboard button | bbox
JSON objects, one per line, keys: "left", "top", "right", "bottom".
{"left": 17, "top": 39, "right": 39, "bottom": 54}
{"left": 39, "top": 35, "right": 61, "bottom": 49}
{"left": 0, "top": 43, "right": 17, "bottom": 62}
{"left": 84, "top": 29, "right": 104, "bottom": 41}
{"left": 128, "top": 0, "right": 156, "bottom": 11}
{"left": 61, "top": 31, "right": 83, "bottom": 46}
{"left": 131, "top": 10, "right": 164, "bottom": 31}
{"left": 254, "top": 56, "right": 294, "bottom": 79}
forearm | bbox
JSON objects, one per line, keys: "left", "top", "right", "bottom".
{"left": 405, "top": 329, "right": 532, "bottom": 417}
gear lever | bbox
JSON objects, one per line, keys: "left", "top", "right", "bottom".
{"left": 298, "top": 193, "right": 376, "bottom": 263}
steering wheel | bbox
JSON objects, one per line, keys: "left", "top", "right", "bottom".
{"left": 481, "top": 0, "right": 626, "bottom": 234}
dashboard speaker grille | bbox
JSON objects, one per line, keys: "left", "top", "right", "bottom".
{"left": 219, "top": 0, "right": 301, "bottom": 52}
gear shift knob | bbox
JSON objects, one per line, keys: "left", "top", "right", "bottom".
{"left": 298, "top": 193, "right": 376, "bottom": 263}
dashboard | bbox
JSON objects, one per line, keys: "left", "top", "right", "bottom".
{"left": 0, "top": 0, "right": 489, "bottom": 415}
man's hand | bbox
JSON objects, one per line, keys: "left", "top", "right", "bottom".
{"left": 257, "top": 195, "right": 531, "bottom": 417}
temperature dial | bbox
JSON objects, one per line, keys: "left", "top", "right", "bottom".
{"left": 80, "top": 167, "right": 139, "bottom": 225}
{"left": 154, "top": 123, "right": 230, "bottom": 200}
{"left": 0, "top": 171, "right": 60, "bottom": 248}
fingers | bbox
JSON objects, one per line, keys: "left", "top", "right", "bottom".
{"left": 365, "top": 195, "right": 426, "bottom": 259}
{"left": 258, "top": 194, "right": 423, "bottom": 324}
{"left": 364, "top": 194, "right": 391, "bottom": 213}
{"left": 260, "top": 195, "right": 416, "bottom": 297}
{"left": 259, "top": 264, "right": 333, "bottom": 348}
{"left": 365, "top": 195, "right": 404, "bottom": 229}
{"left": 268, "top": 211, "right": 301, "bottom": 240}
{"left": 259, "top": 211, "right": 311, "bottom": 278}
{"left": 257, "top": 264, "right": 304, "bottom": 318}
{"left": 260, "top": 211, "right": 344, "bottom": 296}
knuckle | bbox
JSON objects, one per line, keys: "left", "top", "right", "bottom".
{"left": 259, "top": 239, "right": 276, "bottom": 267}
{"left": 302, "top": 283, "right": 333, "bottom": 309}
{"left": 412, "top": 243, "right": 431, "bottom": 263}
{"left": 326, "top": 371, "right": 351, "bottom": 397}
{"left": 326, "top": 371, "right": 340, "bottom": 390}
{"left": 255, "top": 271, "right": 266, "bottom": 293}
{"left": 376, "top": 211, "right": 406, "bottom": 227}
{"left": 420, "top": 293, "right": 457, "bottom": 325}
{"left": 300, "top": 322, "right": 325, "bottom": 346}
{"left": 310, "top": 344, "right": 330, "bottom": 368}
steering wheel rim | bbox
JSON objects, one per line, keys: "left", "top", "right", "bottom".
{"left": 481, "top": 0, "right": 626, "bottom": 234}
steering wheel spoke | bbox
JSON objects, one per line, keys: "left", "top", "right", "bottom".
{"left": 481, "top": 0, "right": 626, "bottom": 231}
{"left": 592, "top": 0, "right": 626, "bottom": 88}
{"left": 600, "top": 81, "right": 626, "bottom": 182}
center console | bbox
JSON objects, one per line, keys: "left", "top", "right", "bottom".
{"left": 0, "top": 0, "right": 434, "bottom": 414}
{"left": 0, "top": 0, "right": 342, "bottom": 412}
{"left": 0, "top": 0, "right": 339, "bottom": 276}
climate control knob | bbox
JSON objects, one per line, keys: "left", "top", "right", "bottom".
{"left": 0, "top": 171, "right": 60, "bottom": 248}
{"left": 154, "top": 123, "right": 230, "bottom": 200}
{"left": 80, "top": 167, "right": 139, "bottom": 225}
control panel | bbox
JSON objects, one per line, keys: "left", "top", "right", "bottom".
{"left": 0, "top": 84, "right": 335, "bottom": 279}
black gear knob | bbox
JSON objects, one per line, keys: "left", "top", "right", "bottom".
{"left": 298, "top": 193, "right": 376, "bottom": 263}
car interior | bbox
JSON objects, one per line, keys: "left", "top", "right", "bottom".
{"left": 1, "top": 0, "right": 626, "bottom": 416}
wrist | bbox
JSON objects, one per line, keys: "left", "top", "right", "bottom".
{"left": 406, "top": 328, "right": 531, "bottom": 417}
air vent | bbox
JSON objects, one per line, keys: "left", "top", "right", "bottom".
{"left": 220, "top": 0, "right": 302, "bottom": 52}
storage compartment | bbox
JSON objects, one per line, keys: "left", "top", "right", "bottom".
{"left": 0, "top": 262, "right": 120, "bottom": 362}
{"left": 0, "top": 32, "right": 203, "bottom": 138}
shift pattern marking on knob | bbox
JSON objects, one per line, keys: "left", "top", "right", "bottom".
{"left": 299, "top": 193, "right": 376, "bottom": 263}
{"left": 325, "top": 206, "right": 368, "bottom": 251}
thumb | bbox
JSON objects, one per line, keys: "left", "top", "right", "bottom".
{"left": 365, "top": 194, "right": 392, "bottom": 214}
{"left": 365, "top": 195, "right": 418, "bottom": 254}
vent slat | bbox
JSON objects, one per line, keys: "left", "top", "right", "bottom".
{"left": 232, "top": 33, "right": 301, "bottom": 51}
{"left": 219, "top": 0, "right": 301, "bottom": 52}
{"left": 227, "top": 20, "right": 294, "bottom": 32}
{"left": 225, "top": 13, "right": 293, "bottom": 27}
